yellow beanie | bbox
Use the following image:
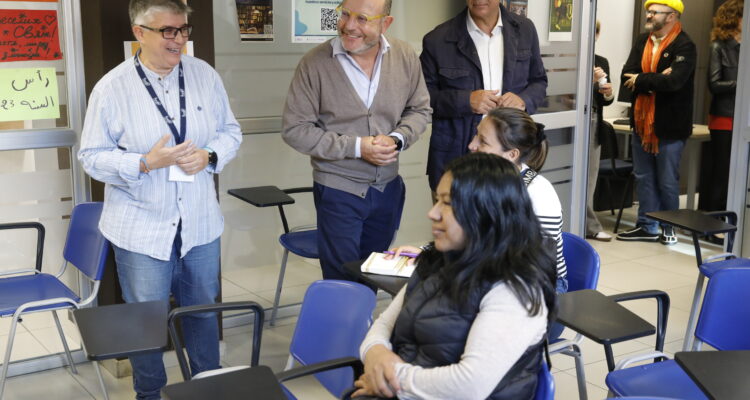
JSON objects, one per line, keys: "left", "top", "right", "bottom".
{"left": 644, "top": 0, "right": 684, "bottom": 14}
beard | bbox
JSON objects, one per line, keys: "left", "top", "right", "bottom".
{"left": 339, "top": 28, "right": 381, "bottom": 55}
{"left": 645, "top": 18, "right": 665, "bottom": 32}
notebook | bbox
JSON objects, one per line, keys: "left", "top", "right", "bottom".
{"left": 361, "top": 252, "right": 416, "bottom": 278}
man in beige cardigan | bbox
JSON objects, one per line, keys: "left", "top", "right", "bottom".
{"left": 282, "top": 0, "right": 432, "bottom": 282}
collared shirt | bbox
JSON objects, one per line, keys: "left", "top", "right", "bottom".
{"left": 651, "top": 34, "right": 665, "bottom": 56}
{"left": 467, "top": 11, "right": 504, "bottom": 91}
{"left": 78, "top": 54, "right": 242, "bottom": 261}
{"left": 331, "top": 35, "right": 404, "bottom": 157}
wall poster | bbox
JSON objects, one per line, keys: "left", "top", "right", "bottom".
{"left": 0, "top": 9, "right": 62, "bottom": 62}
{"left": 292, "top": 0, "right": 339, "bottom": 43}
{"left": 549, "top": 0, "right": 573, "bottom": 41}
{"left": 502, "top": 0, "right": 529, "bottom": 17}
{"left": 235, "top": 0, "right": 273, "bottom": 42}
{"left": 0, "top": 67, "right": 60, "bottom": 122}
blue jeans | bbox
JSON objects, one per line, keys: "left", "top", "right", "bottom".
{"left": 113, "top": 234, "right": 221, "bottom": 400}
{"left": 548, "top": 277, "right": 569, "bottom": 342}
{"left": 313, "top": 177, "right": 405, "bottom": 281}
{"left": 631, "top": 135, "right": 686, "bottom": 234}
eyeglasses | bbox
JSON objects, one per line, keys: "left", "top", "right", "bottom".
{"left": 645, "top": 10, "right": 674, "bottom": 16}
{"left": 138, "top": 24, "right": 192, "bottom": 39}
{"left": 335, "top": 5, "right": 387, "bottom": 26}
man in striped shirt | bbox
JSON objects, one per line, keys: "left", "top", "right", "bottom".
{"left": 78, "top": 1, "right": 241, "bottom": 398}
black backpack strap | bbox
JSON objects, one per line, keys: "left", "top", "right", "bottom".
{"left": 521, "top": 168, "right": 538, "bottom": 187}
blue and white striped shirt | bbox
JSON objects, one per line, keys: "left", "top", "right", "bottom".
{"left": 78, "top": 55, "right": 242, "bottom": 261}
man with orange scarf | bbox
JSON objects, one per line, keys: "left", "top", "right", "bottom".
{"left": 616, "top": 0, "right": 695, "bottom": 245}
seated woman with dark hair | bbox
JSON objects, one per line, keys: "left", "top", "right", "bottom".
{"left": 353, "top": 153, "right": 557, "bottom": 400}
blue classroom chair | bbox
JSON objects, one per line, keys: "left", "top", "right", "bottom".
{"left": 606, "top": 267, "right": 750, "bottom": 399}
{"left": 0, "top": 202, "right": 109, "bottom": 399}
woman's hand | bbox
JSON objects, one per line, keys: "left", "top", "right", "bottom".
{"left": 352, "top": 373, "right": 377, "bottom": 398}
{"left": 384, "top": 245, "right": 422, "bottom": 266}
{"left": 354, "top": 344, "right": 404, "bottom": 398}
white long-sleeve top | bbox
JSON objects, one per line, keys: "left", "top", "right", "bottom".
{"left": 359, "top": 282, "right": 548, "bottom": 400}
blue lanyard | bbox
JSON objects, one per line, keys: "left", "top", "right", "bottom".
{"left": 134, "top": 50, "right": 187, "bottom": 144}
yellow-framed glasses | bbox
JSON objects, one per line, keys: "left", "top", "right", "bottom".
{"left": 335, "top": 5, "right": 387, "bottom": 26}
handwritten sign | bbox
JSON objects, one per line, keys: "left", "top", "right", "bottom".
{"left": 0, "top": 67, "right": 60, "bottom": 122}
{"left": 0, "top": 9, "right": 62, "bottom": 62}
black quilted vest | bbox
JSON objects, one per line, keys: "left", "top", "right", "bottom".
{"left": 390, "top": 273, "right": 544, "bottom": 400}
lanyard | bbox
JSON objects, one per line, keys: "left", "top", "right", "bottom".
{"left": 134, "top": 50, "right": 187, "bottom": 144}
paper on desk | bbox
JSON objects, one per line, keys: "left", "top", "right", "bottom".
{"left": 361, "top": 252, "right": 415, "bottom": 278}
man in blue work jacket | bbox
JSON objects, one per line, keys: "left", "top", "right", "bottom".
{"left": 421, "top": 0, "right": 548, "bottom": 191}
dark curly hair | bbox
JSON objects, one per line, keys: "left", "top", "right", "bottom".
{"left": 711, "top": 0, "right": 743, "bottom": 42}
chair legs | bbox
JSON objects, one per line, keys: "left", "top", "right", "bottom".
{"left": 683, "top": 273, "right": 706, "bottom": 351}
{"left": 0, "top": 314, "right": 21, "bottom": 400}
{"left": 52, "top": 311, "right": 77, "bottom": 374}
{"left": 92, "top": 359, "right": 110, "bottom": 400}
{"left": 613, "top": 175, "right": 634, "bottom": 234}
{"left": 271, "top": 249, "right": 290, "bottom": 326}
{"left": 560, "top": 343, "right": 588, "bottom": 400}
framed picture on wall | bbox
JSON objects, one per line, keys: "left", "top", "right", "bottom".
{"left": 235, "top": 0, "right": 274, "bottom": 42}
{"left": 292, "top": 0, "right": 340, "bottom": 43}
{"left": 549, "top": 0, "right": 573, "bottom": 41}
{"left": 508, "top": 0, "right": 528, "bottom": 17}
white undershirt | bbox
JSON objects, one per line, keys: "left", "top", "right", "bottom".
{"left": 467, "top": 12, "right": 504, "bottom": 91}
{"left": 359, "top": 282, "right": 547, "bottom": 399}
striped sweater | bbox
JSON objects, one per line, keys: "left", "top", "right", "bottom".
{"left": 522, "top": 166, "right": 567, "bottom": 280}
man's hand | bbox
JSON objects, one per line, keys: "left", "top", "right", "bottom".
{"left": 354, "top": 345, "right": 404, "bottom": 398}
{"left": 361, "top": 135, "right": 398, "bottom": 166}
{"left": 598, "top": 82, "right": 613, "bottom": 97}
{"left": 177, "top": 148, "right": 209, "bottom": 175}
{"left": 142, "top": 134, "right": 195, "bottom": 172}
{"left": 593, "top": 67, "right": 607, "bottom": 83}
{"left": 662, "top": 67, "right": 673, "bottom": 76}
{"left": 470, "top": 90, "right": 500, "bottom": 114}
{"left": 497, "top": 92, "right": 526, "bottom": 110}
{"left": 623, "top": 73, "right": 638, "bottom": 90}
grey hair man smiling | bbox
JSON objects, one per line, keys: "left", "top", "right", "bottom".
{"left": 78, "top": 0, "right": 241, "bottom": 398}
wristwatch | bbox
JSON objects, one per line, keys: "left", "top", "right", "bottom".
{"left": 391, "top": 136, "right": 403, "bottom": 151}
{"left": 206, "top": 149, "right": 218, "bottom": 166}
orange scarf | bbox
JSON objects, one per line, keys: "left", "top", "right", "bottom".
{"left": 634, "top": 22, "right": 682, "bottom": 154}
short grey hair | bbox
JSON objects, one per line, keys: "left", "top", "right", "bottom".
{"left": 383, "top": 0, "right": 392, "bottom": 15}
{"left": 129, "top": 0, "right": 192, "bottom": 25}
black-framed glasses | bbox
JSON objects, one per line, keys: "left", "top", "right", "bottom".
{"left": 139, "top": 24, "right": 192, "bottom": 39}
{"left": 645, "top": 10, "right": 674, "bottom": 16}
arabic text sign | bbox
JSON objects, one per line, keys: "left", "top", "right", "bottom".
{"left": 0, "top": 9, "right": 62, "bottom": 62}
{"left": 0, "top": 67, "right": 60, "bottom": 122}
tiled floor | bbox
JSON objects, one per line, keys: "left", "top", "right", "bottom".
{"left": 0, "top": 201, "right": 728, "bottom": 399}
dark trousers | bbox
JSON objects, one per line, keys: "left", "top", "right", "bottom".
{"left": 313, "top": 177, "right": 406, "bottom": 281}
{"left": 698, "top": 130, "right": 732, "bottom": 211}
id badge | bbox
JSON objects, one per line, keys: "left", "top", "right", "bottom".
{"left": 169, "top": 165, "right": 195, "bottom": 182}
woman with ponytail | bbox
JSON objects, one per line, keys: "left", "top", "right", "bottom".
{"left": 468, "top": 107, "right": 568, "bottom": 296}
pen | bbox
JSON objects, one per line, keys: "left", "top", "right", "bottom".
{"left": 384, "top": 250, "right": 420, "bottom": 258}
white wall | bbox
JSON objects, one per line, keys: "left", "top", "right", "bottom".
{"left": 596, "top": 0, "right": 636, "bottom": 119}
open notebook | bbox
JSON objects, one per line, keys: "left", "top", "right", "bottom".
{"left": 361, "top": 252, "right": 416, "bottom": 278}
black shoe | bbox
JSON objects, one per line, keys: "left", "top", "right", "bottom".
{"left": 660, "top": 226, "right": 677, "bottom": 246}
{"left": 616, "top": 226, "right": 660, "bottom": 242}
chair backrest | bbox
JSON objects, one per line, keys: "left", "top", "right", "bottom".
{"left": 562, "top": 232, "right": 601, "bottom": 292}
{"left": 63, "top": 202, "right": 110, "bottom": 281}
{"left": 289, "top": 280, "right": 376, "bottom": 398}
{"left": 533, "top": 363, "right": 554, "bottom": 400}
{"left": 695, "top": 266, "right": 750, "bottom": 350}
{"left": 599, "top": 120, "right": 619, "bottom": 161}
